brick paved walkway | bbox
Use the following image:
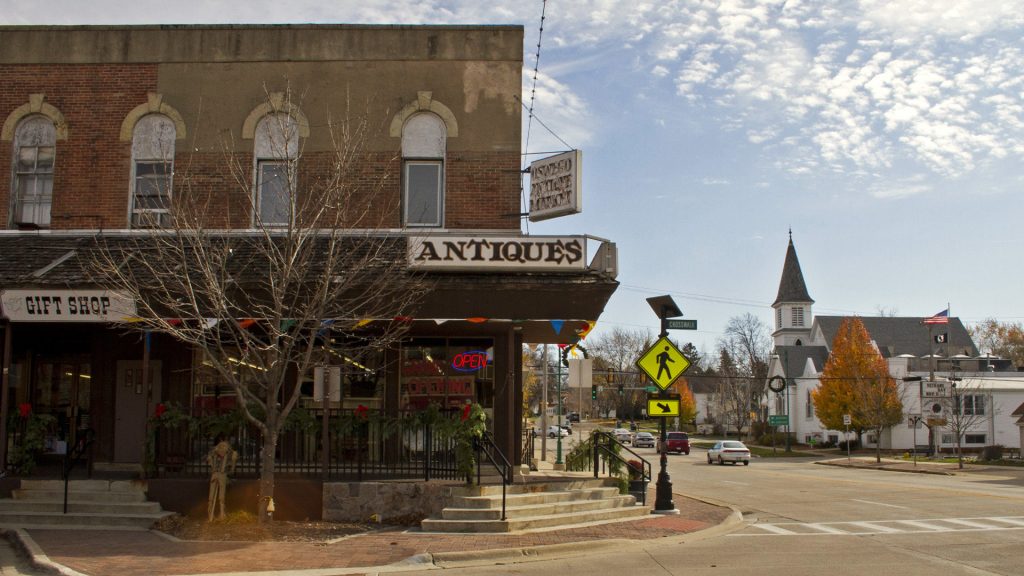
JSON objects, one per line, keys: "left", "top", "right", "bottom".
{"left": 24, "top": 495, "right": 729, "bottom": 576}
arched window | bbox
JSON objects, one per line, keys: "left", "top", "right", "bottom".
{"left": 130, "top": 114, "right": 176, "bottom": 227}
{"left": 402, "top": 113, "right": 446, "bottom": 227}
{"left": 253, "top": 113, "right": 298, "bottom": 227}
{"left": 12, "top": 115, "right": 55, "bottom": 228}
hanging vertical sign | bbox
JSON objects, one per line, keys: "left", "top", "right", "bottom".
{"left": 529, "top": 150, "right": 582, "bottom": 222}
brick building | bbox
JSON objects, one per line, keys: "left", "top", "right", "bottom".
{"left": 0, "top": 25, "right": 618, "bottom": 518}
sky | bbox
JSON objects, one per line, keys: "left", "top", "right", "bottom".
{"left": 7, "top": 0, "right": 1024, "bottom": 354}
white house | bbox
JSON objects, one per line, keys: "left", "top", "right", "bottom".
{"left": 765, "top": 234, "right": 1024, "bottom": 452}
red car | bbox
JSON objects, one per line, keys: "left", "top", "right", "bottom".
{"left": 661, "top": 431, "right": 690, "bottom": 455}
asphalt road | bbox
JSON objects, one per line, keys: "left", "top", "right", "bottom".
{"left": 403, "top": 444, "right": 1024, "bottom": 576}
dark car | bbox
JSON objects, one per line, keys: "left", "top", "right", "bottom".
{"left": 567, "top": 412, "right": 580, "bottom": 423}
{"left": 661, "top": 431, "right": 690, "bottom": 455}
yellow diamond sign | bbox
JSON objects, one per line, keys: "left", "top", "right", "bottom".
{"left": 636, "top": 336, "right": 690, "bottom": 390}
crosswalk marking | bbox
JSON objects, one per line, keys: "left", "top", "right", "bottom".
{"left": 897, "top": 520, "right": 950, "bottom": 532}
{"left": 732, "top": 516, "right": 1024, "bottom": 537}
{"left": 849, "top": 521, "right": 902, "bottom": 533}
{"left": 990, "top": 517, "right": 1024, "bottom": 527}
{"left": 942, "top": 518, "right": 998, "bottom": 529}
{"left": 752, "top": 523, "right": 799, "bottom": 535}
{"left": 805, "top": 523, "right": 847, "bottom": 534}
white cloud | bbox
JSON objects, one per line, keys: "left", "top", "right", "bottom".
{"left": 521, "top": 72, "right": 592, "bottom": 153}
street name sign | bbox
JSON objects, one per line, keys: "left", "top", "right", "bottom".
{"left": 647, "top": 397, "right": 681, "bottom": 418}
{"left": 636, "top": 336, "right": 690, "bottom": 390}
{"left": 769, "top": 414, "right": 789, "bottom": 426}
{"left": 666, "top": 319, "right": 698, "bottom": 330}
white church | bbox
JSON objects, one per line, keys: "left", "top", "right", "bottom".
{"left": 766, "top": 234, "right": 1024, "bottom": 454}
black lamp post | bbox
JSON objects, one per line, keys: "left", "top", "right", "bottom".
{"left": 645, "top": 295, "right": 683, "bottom": 515}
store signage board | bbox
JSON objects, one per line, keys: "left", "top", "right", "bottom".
{"left": 529, "top": 150, "right": 582, "bottom": 222}
{"left": 922, "top": 381, "right": 949, "bottom": 398}
{"left": 408, "top": 235, "right": 586, "bottom": 272}
{"left": 1, "top": 289, "right": 137, "bottom": 322}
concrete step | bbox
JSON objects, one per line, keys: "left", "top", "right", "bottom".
{"left": 442, "top": 494, "right": 637, "bottom": 520}
{"left": 12, "top": 489, "right": 147, "bottom": 503}
{"left": 0, "top": 500, "right": 163, "bottom": 515}
{"left": 456, "top": 477, "right": 610, "bottom": 498}
{"left": 422, "top": 503, "right": 650, "bottom": 533}
{"left": 452, "top": 486, "right": 622, "bottom": 509}
{"left": 0, "top": 510, "right": 173, "bottom": 530}
{"left": 1, "top": 478, "right": 170, "bottom": 530}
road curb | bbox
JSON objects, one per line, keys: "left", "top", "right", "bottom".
{"left": 2, "top": 528, "right": 90, "bottom": 576}
{"left": 427, "top": 492, "right": 742, "bottom": 570}
{"left": 814, "top": 460, "right": 953, "bottom": 475}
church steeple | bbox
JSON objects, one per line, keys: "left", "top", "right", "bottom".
{"left": 772, "top": 231, "right": 814, "bottom": 346}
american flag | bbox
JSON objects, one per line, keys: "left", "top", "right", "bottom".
{"left": 922, "top": 308, "right": 949, "bottom": 325}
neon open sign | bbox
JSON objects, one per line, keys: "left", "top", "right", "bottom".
{"left": 452, "top": 351, "right": 489, "bottom": 372}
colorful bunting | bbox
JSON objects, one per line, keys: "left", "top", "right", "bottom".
{"left": 550, "top": 320, "right": 564, "bottom": 335}
{"left": 575, "top": 321, "right": 596, "bottom": 339}
{"left": 203, "top": 318, "right": 219, "bottom": 329}
{"left": 279, "top": 319, "right": 296, "bottom": 331}
{"left": 466, "top": 317, "right": 488, "bottom": 323}
{"left": 352, "top": 319, "right": 373, "bottom": 329}
{"left": 238, "top": 319, "right": 256, "bottom": 329}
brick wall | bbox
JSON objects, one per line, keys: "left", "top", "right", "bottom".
{"left": 0, "top": 63, "right": 521, "bottom": 232}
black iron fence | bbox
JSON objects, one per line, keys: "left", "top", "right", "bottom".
{"left": 154, "top": 408, "right": 464, "bottom": 481}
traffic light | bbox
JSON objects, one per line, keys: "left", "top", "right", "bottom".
{"left": 591, "top": 385, "right": 598, "bottom": 400}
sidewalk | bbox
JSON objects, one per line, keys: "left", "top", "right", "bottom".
{"left": 7, "top": 459, "right": 737, "bottom": 576}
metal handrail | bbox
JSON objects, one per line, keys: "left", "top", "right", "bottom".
{"left": 63, "top": 428, "right": 95, "bottom": 514}
{"left": 474, "top": 430, "right": 512, "bottom": 521}
{"left": 591, "top": 430, "right": 651, "bottom": 505}
{"left": 521, "top": 428, "right": 536, "bottom": 471}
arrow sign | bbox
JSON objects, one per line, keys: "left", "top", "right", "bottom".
{"left": 647, "top": 397, "right": 680, "bottom": 417}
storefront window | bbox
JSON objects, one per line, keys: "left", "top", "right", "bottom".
{"left": 299, "top": 345, "right": 386, "bottom": 410}
{"left": 400, "top": 338, "right": 493, "bottom": 412}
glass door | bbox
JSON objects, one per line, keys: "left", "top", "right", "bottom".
{"left": 32, "top": 357, "right": 91, "bottom": 454}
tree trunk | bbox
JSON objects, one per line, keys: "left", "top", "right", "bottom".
{"left": 258, "top": 429, "right": 278, "bottom": 523}
{"left": 875, "top": 428, "right": 881, "bottom": 463}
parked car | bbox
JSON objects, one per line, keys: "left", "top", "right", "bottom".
{"left": 567, "top": 412, "right": 580, "bottom": 423}
{"left": 707, "top": 440, "right": 751, "bottom": 465}
{"left": 632, "top": 432, "right": 656, "bottom": 448}
{"left": 660, "top": 431, "right": 690, "bottom": 455}
{"left": 534, "top": 425, "right": 570, "bottom": 438}
{"left": 612, "top": 428, "right": 632, "bottom": 444}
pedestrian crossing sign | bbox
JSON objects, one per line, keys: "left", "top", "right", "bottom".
{"left": 636, "top": 336, "right": 690, "bottom": 390}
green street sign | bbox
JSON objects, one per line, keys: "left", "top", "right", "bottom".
{"left": 645, "top": 386, "right": 658, "bottom": 393}
{"left": 769, "top": 415, "right": 789, "bottom": 426}
{"left": 666, "top": 319, "right": 698, "bottom": 330}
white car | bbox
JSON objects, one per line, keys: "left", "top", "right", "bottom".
{"left": 632, "top": 432, "right": 656, "bottom": 448}
{"left": 707, "top": 440, "right": 751, "bottom": 465}
{"left": 612, "top": 428, "right": 632, "bottom": 444}
{"left": 534, "top": 425, "right": 570, "bottom": 438}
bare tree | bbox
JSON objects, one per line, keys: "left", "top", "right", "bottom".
{"left": 86, "top": 90, "right": 428, "bottom": 520}
{"left": 588, "top": 327, "right": 654, "bottom": 420}
{"left": 939, "top": 377, "right": 995, "bottom": 469}
{"left": 715, "top": 314, "right": 771, "bottom": 438}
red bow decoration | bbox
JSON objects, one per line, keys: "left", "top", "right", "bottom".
{"left": 461, "top": 404, "right": 472, "bottom": 421}
{"left": 355, "top": 405, "right": 369, "bottom": 420}
{"left": 18, "top": 403, "right": 31, "bottom": 418}
{"left": 154, "top": 403, "right": 167, "bottom": 418}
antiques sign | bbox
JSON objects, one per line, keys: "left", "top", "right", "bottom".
{"left": 529, "top": 150, "right": 582, "bottom": 222}
{"left": 408, "top": 236, "right": 586, "bottom": 272}
{"left": 1, "top": 290, "right": 137, "bottom": 322}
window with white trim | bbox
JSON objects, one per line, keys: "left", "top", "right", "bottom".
{"left": 961, "top": 394, "right": 985, "bottom": 416}
{"left": 130, "top": 114, "right": 175, "bottom": 227}
{"left": 253, "top": 113, "right": 298, "bottom": 227}
{"left": 401, "top": 113, "right": 445, "bottom": 227}
{"left": 964, "top": 433, "right": 986, "bottom": 444}
{"left": 805, "top": 389, "right": 814, "bottom": 418}
{"left": 12, "top": 115, "right": 55, "bottom": 228}
{"left": 776, "top": 308, "right": 782, "bottom": 330}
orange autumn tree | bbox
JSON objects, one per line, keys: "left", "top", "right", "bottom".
{"left": 668, "top": 379, "right": 698, "bottom": 426}
{"left": 814, "top": 317, "right": 903, "bottom": 462}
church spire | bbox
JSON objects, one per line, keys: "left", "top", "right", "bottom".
{"left": 773, "top": 233, "right": 813, "bottom": 306}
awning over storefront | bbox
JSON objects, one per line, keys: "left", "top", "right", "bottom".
{"left": 0, "top": 233, "right": 618, "bottom": 345}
